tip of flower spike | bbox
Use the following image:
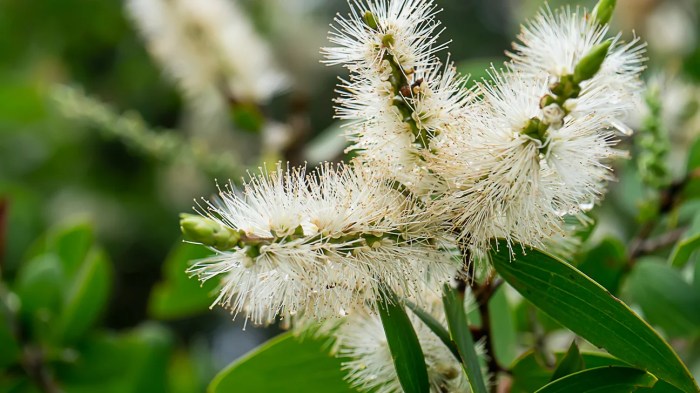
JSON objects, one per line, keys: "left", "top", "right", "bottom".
{"left": 593, "top": 0, "right": 617, "bottom": 25}
{"left": 180, "top": 213, "right": 240, "bottom": 251}
{"left": 573, "top": 40, "right": 612, "bottom": 84}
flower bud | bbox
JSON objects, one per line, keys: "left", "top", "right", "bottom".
{"left": 180, "top": 213, "right": 240, "bottom": 251}
{"left": 573, "top": 40, "right": 612, "bottom": 84}
{"left": 593, "top": 0, "right": 616, "bottom": 26}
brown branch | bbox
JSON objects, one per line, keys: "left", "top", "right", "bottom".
{"left": 21, "top": 346, "right": 60, "bottom": 393}
{"left": 632, "top": 227, "right": 687, "bottom": 258}
{"left": 628, "top": 169, "right": 700, "bottom": 263}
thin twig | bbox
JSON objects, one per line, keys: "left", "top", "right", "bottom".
{"left": 21, "top": 346, "right": 60, "bottom": 393}
{"left": 632, "top": 227, "right": 687, "bottom": 258}
{"left": 628, "top": 168, "right": 700, "bottom": 262}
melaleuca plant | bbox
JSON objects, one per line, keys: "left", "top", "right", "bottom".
{"left": 177, "top": 0, "right": 698, "bottom": 392}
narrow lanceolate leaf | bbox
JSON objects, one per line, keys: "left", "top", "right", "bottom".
{"left": 489, "top": 285, "right": 518, "bottom": 367}
{"left": 208, "top": 333, "right": 354, "bottom": 393}
{"left": 442, "top": 284, "right": 488, "bottom": 393}
{"left": 536, "top": 366, "right": 657, "bottom": 393}
{"left": 549, "top": 341, "right": 584, "bottom": 382}
{"left": 405, "top": 300, "right": 460, "bottom": 360}
{"left": 669, "top": 212, "right": 700, "bottom": 267}
{"left": 378, "top": 288, "right": 430, "bottom": 393}
{"left": 490, "top": 240, "right": 698, "bottom": 392}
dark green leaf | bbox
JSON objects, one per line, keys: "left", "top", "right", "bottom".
{"left": 56, "top": 323, "right": 172, "bottom": 393}
{"left": 379, "top": 288, "right": 430, "bottom": 393}
{"left": 148, "top": 242, "right": 217, "bottom": 319}
{"left": 549, "top": 342, "right": 584, "bottom": 382}
{"left": 576, "top": 237, "right": 627, "bottom": 293}
{"left": 489, "top": 285, "right": 517, "bottom": 367}
{"left": 15, "top": 254, "right": 63, "bottom": 321}
{"left": 669, "top": 213, "right": 700, "bottom": 267}
{"left": 510, "top": 350, "right": 554, "bottom": 393}
{"left": 208, "top": 333, "right": 355, "bottom": 393}
{"left": 443, "top": 284, "right": 488, "bottom": 393}
{"left": 19, "top": 222, "right": 112, "bottom": 345}
{"left": 50, "top": 222, "right": 94, "bottom": 278}
{"left": 491, "top": 240, "right": 698, "bottom": 392}
{"left": 52, "top": 247, "right": 112, "bottom": 344}
{"left": 510, "top": 350, "right": 627, "bottom": 393}
{"left": 535, "top": 366, "right": 657, "bottom": 393}
{"left": 625, "top": 258, "right": 700, "bottom": 338}
{"left": 405, "top": 300, "right": 460, "bottom": 360}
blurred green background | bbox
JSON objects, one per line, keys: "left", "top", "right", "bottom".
{"left": 1, "top": 0, "right": 700, "bottom": 392}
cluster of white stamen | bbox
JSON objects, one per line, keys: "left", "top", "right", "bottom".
{"left": 323, "top": 0, "right": 470, "bottom": 196}
{"left": 508, "top": 6, "right": 646, "bottom": 135}
{"left": 426, "top": 5, "right": 645, "bottom": 253}
{"left": 188, "top": 162, "right": 457, "bottom": 325}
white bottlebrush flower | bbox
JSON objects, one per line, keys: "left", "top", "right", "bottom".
{"left": 188, "top": 162, "right": 457, "bottom": 325}
{"left": 322, "top": 0, "right": 445, "bottom": 71}
{"left": 125, "top": 0, "right": 288, "bottom": 108}
{"left": 335, "top": 60, "right": 471, "bottom": 195}
{"left": 508, "top": 6, "right": 646, "bottom": 135}
{"left": 333, "top": 292, "right": 483, "bottom": 393}
{"left": 430, "top": 69, "right": 623, "bottom": 254}
{"left": 324, "top": 0, "right": 471, "bottom": 195}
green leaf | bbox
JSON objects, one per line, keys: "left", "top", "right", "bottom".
{"left": 489, "top": 285, "right": 517, "bottom": 367}
{"left": 52, "top": 247, "right": 112, "bottom": 344}
{"left": 405, "top": 300, "right": 460, "bottom": 360}
{"left": 510, "top": 350, "right": 627, "bottom": 393}
{"left": 576, "top": 237, "right": 627, "bottom": 294}
{"left": 149, "top": 242, "right": 217, "bottom": 319}
{"left": 535, "top": 366, "right": 657, "bottom": 393}
{"left": 209, "top": 333, "right": 354, "bottom": 393}
{"left": 442, "top": 284, "right": 488, "bottom": 393}
{"left": 549, "top": 342, "right": 584, "bottom": 382}
{"left": 15, "top": 254, "right": 63, "bottom": 323}
{"left": 56, "top": 324, "right": 172, "bottom": 393}
{"left": 19, "top": 222, "right": 112, "bottom": 345}
{"left": 490, "top": 240, "right": 698, "bottom": 392}
{"left": 50, "top": 223, "right": 94, "bottom": 278}
{"left": 625, "top": 258, "right": 700, "bottom": 338}
{"left": 379, "top": 288, "right": 430, "bottom": 393}
{"left": 669, "top": 212, "right": 700, "bottom": 267}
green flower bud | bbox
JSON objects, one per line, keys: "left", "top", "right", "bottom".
{"left": 573, "top": 40, "right": 612, "bottom": 84}
{"left": 180, "top": 213, "right": 240, "bottom": 251}
{"left": 593, "top": 0, "right": 616, "bottom": 25}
